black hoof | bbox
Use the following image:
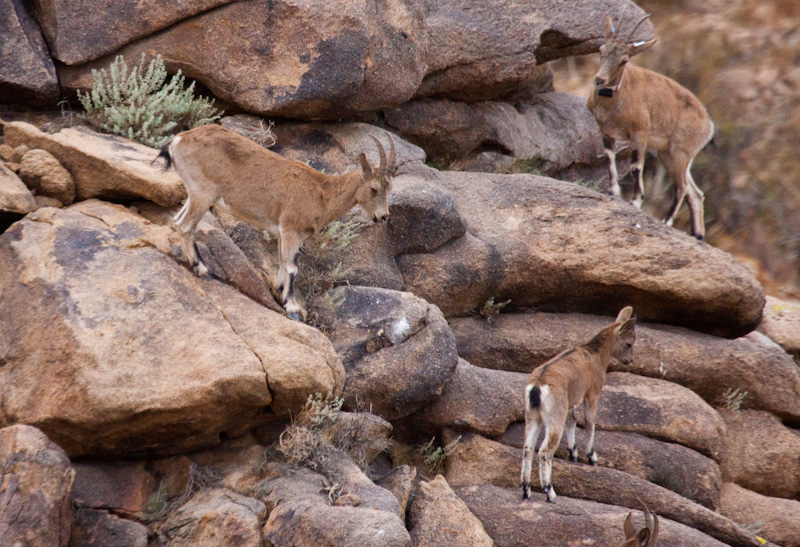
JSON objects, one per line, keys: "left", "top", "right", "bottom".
{"left": 568, "top": 448, "right": 578, "bottom": 463}
{"left": 287, "top": 311, "right": 302, "bottom": 321}
{"left": 694, "top": 233, "right": 704, "bottom": 241}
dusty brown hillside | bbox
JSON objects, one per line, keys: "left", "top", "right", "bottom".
{"left": 553, "top": 0, "right": 800, "bottom": 297}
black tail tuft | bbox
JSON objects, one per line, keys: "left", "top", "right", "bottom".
{"left": 153, "top": 142, "right": 173, "bottom": 172}
{"left": 528, "top": 386, "right": 541, "bottom": 409}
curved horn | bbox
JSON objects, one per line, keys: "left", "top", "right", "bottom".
{"left": 627, "top": 13, "right": 651, "bottom": 42}
{"left": 387, "top": 133, "right": 397, "bottom": 173}
{"left": 369, "top": 135, "right": 387, "bottom": 173}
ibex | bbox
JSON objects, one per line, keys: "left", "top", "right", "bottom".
{"left": 588, "top": 14, "right": 714, "bottom": 239}
{"left": 520, "top": 307, "right": 636, "bottom": 503}
{"left": 157, "top": 124, "right": 395, "bottom": 320}
{"left": 619, "top": 503, "right": 659, "bottom": 546}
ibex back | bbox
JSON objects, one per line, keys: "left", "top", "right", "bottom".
{"left": 588, "top": 14, "right": 714, "bottom": 239}
{"left": 521, "top": 306, "right": 636, "bottom": 503}
{"left": 158, "top": 124, "right": 396, "bottom": 320}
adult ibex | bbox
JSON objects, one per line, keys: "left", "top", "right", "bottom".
{"left": 619, "top": 503, "right": 660, "bottom": 546}
{"left": 520, "top": 307, "right": 637, "bottom": 502}
{"left": 588, "top": 14, "right": 714, "bottom": 239}
{"left": 158, "top": 124, "right": 396, "bottom": 320}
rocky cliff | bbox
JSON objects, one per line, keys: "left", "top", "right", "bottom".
{"left": 1, "top": 1, "right": 799, "bottom": 546}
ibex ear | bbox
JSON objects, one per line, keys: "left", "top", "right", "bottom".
{"left": 615, "top": 306, "right": 633, "bottom": 323}
{"left": 628, "top": 38, "right": 656, "bottom": 57}
{"left": 604, "top": 15, "right": 615, "bottom": 41}
{"left": 623, "top": 511, "right": 636, "bottom": 538}
{"left": 359, "top": 153, "right": 374, "bottom": 177}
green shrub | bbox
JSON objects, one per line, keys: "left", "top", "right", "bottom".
{"left": 77, "top": 54, "right": 221, "bottom": 148}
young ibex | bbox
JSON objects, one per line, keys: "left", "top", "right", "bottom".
{"left": 158, "top": 124, "right": 395, "bottom": 320}
{"left": 520, "top": 306, "right": 636, "bottom": 503}
{"left": 588, "top": 14, "right": 714, "bottom": 239}
{"left": 619, "top": 503, "right": 660, "bottom": 546}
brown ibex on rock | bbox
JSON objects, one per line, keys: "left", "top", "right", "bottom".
{"left": 620, "top": 503, "right": 660, "bottom": 546}
{"left": 588, "top": 14, "right": 714, "bottom": 239}
{"left": 158, "top": 124, "right": 395, "bottom": 320}
{"left": 520, "top": 307, "right": 636, "bottom": 502}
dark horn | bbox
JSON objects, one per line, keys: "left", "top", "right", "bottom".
{"left": 628, "top": 13, "right": 651, "bottom": 41}
{"left": 368, "top": 135, "right": 387, "bottom": 173}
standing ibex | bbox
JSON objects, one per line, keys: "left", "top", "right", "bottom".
{"left": 158, "top": 124, "right": 396, "bottom": 320}
{"left": 588, "top": 14, "right": 714, "bottom": 239}
{"left": 520, "top": 307, "right": 636, "bottom": 503}
{"left": 619, "top": 503, "right": 660, "bottom": 546}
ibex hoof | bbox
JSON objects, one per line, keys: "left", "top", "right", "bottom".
{"left": 568, "top": 448, "right": 578, "bottom": 463}
{"left": 588, "top": 451, "right": 598, "bottom": 466}
{"left": 694, "top": 233, "right": 704, "bottom": 241}
{"left": 522, "top": 484, "right": 531, "bottom": 500}
{"left": 286, "top": 311, "right": 303, "bottom": 321}
{"left": 544, "top": 485, "right": 557, "bottom": 503}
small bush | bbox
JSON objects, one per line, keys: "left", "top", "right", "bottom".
{"left": 722, "top": 387, "right": 748, "bottom": 411}
{"left": 480, "top": 296, "right": 511, "bottom": 323}
{"left": 78, "top": 54, "right": 221, "bottom": 148}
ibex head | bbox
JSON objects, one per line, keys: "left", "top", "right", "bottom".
{"left": 611, "top": 306, "right": 637, "bottom": 365}
{"left": 357, "top": 134, "right": 396, "bottom": 224}
{"left": 620, "top": 503, "right": 659, "bottom": 546}
{"left": 594, "top": 14, "right": 656, "bottom": 96}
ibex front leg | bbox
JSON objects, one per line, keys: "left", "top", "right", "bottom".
{"left": 278, "top": 226, "right": 305, "bottom": 321}
{"left": 584, "top": 396, "right": 600, "bottom": 466}
{"left": 603, "top": 136, "right": 621, "bottom": 198}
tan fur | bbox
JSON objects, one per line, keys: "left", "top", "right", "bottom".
{"left": 166, "top": 124, "right": 395, "bottom": 319}
{"left": 520, "top": 306, "right": 636, "bottom": 503}
{"left": 588, "top": 14, "right": 713, "bottom": 239}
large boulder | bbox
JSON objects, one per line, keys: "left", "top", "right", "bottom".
{"left": 444, "top": 432, "right": 767, "bottom": 547}
{"left": 720, "top": 482, "right": 800, "bottom": 547}
{"left": 3, "top": 122, "right": 185, "bottom": 207}
{"left": 18, "top": 148, "right": 76, "bottom": 204}
{"left": 71, "top": 461, "right": 155, "bottom": 519}
{"left": 450, "top": 311, "right": 800, "bottom": 423}
{"left": 257, "top": 462, "right": 411, "bottom": 546}
{"left": 598, "top": 373, "right": 726, "bottom": 461}
{"left": 759, "top": 295, "right": 800, "bottom": 355}
{"left": 0, "top": 425, "right": 74, "bottom": 547}
{"left": 384, "top": 93, "right": 605, "bottom": 179}
{"left": 324, "top": 286, "right": 458, "bottom": 421}
{"left": 719, "top": 410, "right": 800, "bottom": 500}
{"left": 28, "top": 0, "right": 234, "bottom": 65}
{"left": 0, "top": 164, "right": 36, "bottom": 215}
{"left": 455, "top": 483, "right": 731, "bottom": 547}
{"left": 408, "top": 359, "right": 526, "bottom": 438}
{"left": 415, "top": 0, "right": 653, "bottom": 101}
{"left": 0, "top": 0, "right": 58, "bottom": 106}
{"left": 60, "top": 0, "right": 428, "bottom": 120}
{"left": 0, "top": 200, "right": 343, "bottom": 457}
{"left": 408, "top": 475, "right": 493, "bottom": 547}
{"left": 499, "top": 425, "right": 722, "bottom": 510}
{"left": 156, "top": 488, "right": 266, "bottom": 547}
{"left": 69, "top": 509, "right": 149, "bottom": 547}
{"left": 397, "top": 171, "right": 764, "bottom": 338}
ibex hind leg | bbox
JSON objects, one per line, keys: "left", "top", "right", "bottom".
{"left": 521, "top": 415, "right": 541, "bottom": 500}
{"left": 174, "top": 196, "right": 213, "bottom": 278}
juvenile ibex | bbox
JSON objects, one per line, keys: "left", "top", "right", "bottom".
{"left": 158, "top": 124, "right": 395, "bottom": 320}
{"left": 520, "top": 307, "right": 636, "bottom": 502}
{"left": 588, "top": 14, "right": 714, "bottom": 239}
{"left": 620, "top": 503, "right": 659, "bottom": 546}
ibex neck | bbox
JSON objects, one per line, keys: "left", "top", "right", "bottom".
{"left": 583, "top": 326, "right": 617, "bottom": 371}
{"left": 321, "top": 169, "right": 364, "bottom": 225}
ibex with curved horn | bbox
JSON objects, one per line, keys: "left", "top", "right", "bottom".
{"left": 619, "top": 503, "right": 659, "bottom": 546}
{"left": 588, "top": 14, "right": 714, "bottom": 239}
{"left": 158, "top": 124, "right": 396, "bottom": 319}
